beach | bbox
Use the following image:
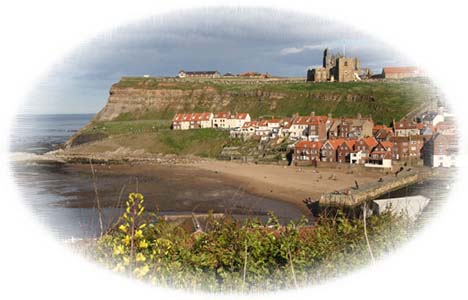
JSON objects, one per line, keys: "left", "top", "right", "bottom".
{"left": 189, "top": 160, "right": 396, "bottom": 210}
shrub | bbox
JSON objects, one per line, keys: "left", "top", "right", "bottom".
{"left": 91, "top": 193, "right": 412, "bottom": 292}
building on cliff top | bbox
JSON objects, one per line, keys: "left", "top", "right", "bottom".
{"left": 307, "top": 48, "right": 361, "bottom": 83}
{"left": 178, "top": 70, "right": 221, "bottom": 78}
{"left": 381, "top": 66, "right": 425, "bottom": 79}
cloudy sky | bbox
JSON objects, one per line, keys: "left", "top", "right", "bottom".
{"left": 25, "top": 7, "right": 412, "bottom": 114}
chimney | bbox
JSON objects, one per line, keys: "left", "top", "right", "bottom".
{"left": 328, "top": 113, "right": 333, "bottom": 119}
{"left": 357, "top": 113, "right": 362, "bottom": 119}
{"left": 310, "top": 111, "right": 315, "bottom": 117}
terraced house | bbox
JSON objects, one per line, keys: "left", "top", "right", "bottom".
{"left": 393, "top": 119, "right": 420, "bottom": 137}
{"left": 337, "top": 140, "right": 357, "bottom": 163}
{"left": 294, "top": 141, "right": 322, "bottom": 164}
{"left": 321, "top": 139, "right": 345, "bottom": 162}
{"left": 390, "top": 135, "right": 425, "bottom": 161}
{"left": 351, "top": 137, "right": 378, "bottom": 164}
{"left": 172, "top": 112, "right": 213, "bottom": 130}
{"left": 328, "top": 115, "right": 373, "bottom": 139}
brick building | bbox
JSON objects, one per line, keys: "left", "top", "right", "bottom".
{"left": 294, "top": 141, "right": 322, "bottom": 164}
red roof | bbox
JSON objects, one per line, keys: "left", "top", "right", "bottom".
{"left": 383, "top": 66, "right": 421, "bottom": 74}
{"left": 342, "top": 140, "right": 357, "bottom": 149}
{"left": 380, "top": 141, "right": 393, "bottom": 149}
{"left": 295, "top": 141, "right": 322, "bottom": 149}
{"left": 324, "top": 139, "right": 346, "bottom": 150}
{"left": 292, "top": 115, "right": 327, "bottom": 125}
{"left": 360, "top": 137, "right": 378, "bottom": 148}
{"left": 242, "top": 121, "right": 258, "bottom": 128}
{"left": 394, "top": 119, "right": 418, "bottom": 130}
{"left": 214, "top": 112, "right": 231, "bottom": 118}
{"left": 234, "top": 113, "right": 249, "bottom": 120}
{"left": 173, "top": 112, "right": 212, "bottom": 122}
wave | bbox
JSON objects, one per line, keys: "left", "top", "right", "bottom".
{"left": 9, "top": 152, "right": 64, "bottom": 163}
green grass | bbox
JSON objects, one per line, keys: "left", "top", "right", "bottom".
{"left": 84, "top": 119, "right": 172, "bottom": 135}
{"left": 110, "top": 77, "right": 434, "bottom": 125}
{"left": 151, "top": 129, "right": 230, "bottom": 157}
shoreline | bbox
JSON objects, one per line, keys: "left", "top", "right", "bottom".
{"left": 12, "top": 150, "right": 449, "bottom": 216}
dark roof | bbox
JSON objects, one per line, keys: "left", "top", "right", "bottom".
{"left": 180, "top": 70, "right": 220, "bottom": 75}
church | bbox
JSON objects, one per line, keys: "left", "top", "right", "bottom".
{"left": 307, "top": 48, "right": 361, "bottom": 82}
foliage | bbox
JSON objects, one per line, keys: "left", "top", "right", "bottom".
{"left": 91, "top": 193, "right": 413, "bottom": 293}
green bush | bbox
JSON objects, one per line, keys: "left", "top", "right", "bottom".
{"left": 91, "top": 193, "right": 412, "bottom": 292}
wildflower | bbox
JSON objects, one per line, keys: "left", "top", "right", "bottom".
{"left": 113, "top": 245, "right": 125, "bottom": 256}
{"left": 135, "top": 229, "right": 143, "bottom": 239}
{"left": 139, "top": 223, "right": 147, "bottom": 229}
{"left": 135, "top": 252, "right": 146, "bottom": 262}
{"left": 139, "top": 239, "right": 149, "bottom": 249}
{"left": 119, "top": 224, "right": 127, "bottom": 233}
{"left": 122, "top": 235, "right": 131, "bottom": 246}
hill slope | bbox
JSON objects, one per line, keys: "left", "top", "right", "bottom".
{"left": 93, "top": 77, "right": 437, "bottom": 125}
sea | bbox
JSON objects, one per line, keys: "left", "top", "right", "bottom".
{"left": 9, "top": 114, "right": 305, "bottom": 240}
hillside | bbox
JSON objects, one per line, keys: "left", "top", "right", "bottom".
{"left": 64, "top": 77, "right": 438, "bottom": 154}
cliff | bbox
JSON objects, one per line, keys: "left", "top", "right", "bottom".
{"left": 92, "top": 77, "right": 435, "bottom": 123}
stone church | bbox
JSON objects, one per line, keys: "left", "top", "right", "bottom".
{"left": 307, "top": 48, "right": 361, "bottom": 82}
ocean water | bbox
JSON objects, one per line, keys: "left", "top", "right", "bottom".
{"left": 10, "top": 114, "right": 94, "bottom": 154}
{"left": 9, "top": 114, "right": 304, "bottom": 240}
{"left": 10, "top": 114, "right": 106, "bottom": 239}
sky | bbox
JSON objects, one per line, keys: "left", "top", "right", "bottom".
{"left": 24, "top": 7, "right": 412, "bottom": 114}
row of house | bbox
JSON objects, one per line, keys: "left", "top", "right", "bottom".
{"left": 172, "top": 112, "right": 251, "bottom": 130}
{"left": 293, "top": 118, "right": 458, "bottom": 168}
{"left": 171, "top": 108, "right": 457, "bottom": 168}
{"left": 230, "top": 112, "right": 375, "bottom": 141}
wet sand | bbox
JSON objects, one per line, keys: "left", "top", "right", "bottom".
{"left": 28, "top": 162, "right": 306, "bottom": 220}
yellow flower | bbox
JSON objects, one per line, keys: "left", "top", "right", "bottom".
{"left": 135, "top": 229, "right": 143, "bottom": 239}
{"left": 119, "top": 224, "right": 127, "bottom": 233}
{"left": 135, "top": 252, "right": 146, "bottom": 262}
{"left": 113, "top": 245, "right": 125, "bottom": 256}
{"left": 139, "top": 223, "right": 147, "bottom": 229}
{"left": 122, "top": 235, "right": 131, "bottom": 246}
{"left": 139, "top": 240, "right": 149, "bottom": 249}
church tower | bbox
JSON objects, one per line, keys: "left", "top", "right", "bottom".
{"left": 323, "top": 48, "right": 330, "bottom": 68}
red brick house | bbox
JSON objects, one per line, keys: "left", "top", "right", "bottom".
{"left": 353, "top": 137, "right": 378, "bottom": 164}
{"left": 294, "top": 141, "right": 322, "bottom": 164}
{"left": 368, "top": 141, "right": 393, "bottom": 167}
{"left": 390, "top": 135, "right": 425, "bottom": 161}
{"left": 337, "top": 140, "right": 357, "bottom": 163}
{"left": 321, "top": 139, "right": 345, "bottom": 162}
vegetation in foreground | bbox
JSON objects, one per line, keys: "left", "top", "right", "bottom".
{"left": 85, "top": 193, "right": 413, "bottom": 293}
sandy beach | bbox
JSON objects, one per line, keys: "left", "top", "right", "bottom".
{"left": 189, "top": 160, "right": 395, "bottom": 212}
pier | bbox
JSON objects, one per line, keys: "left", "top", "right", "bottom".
{"left": 319, "top": 168, "right": 438, "bottom": 208}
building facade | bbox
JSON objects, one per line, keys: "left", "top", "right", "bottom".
{"left": 307, "top": 48, "right": 361, "bottom": 83}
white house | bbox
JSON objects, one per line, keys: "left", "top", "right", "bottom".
{"left": 212, "top": 112, "right": 231, "bottom": 128}
{"left": 226, "top": 113, "right": 251, "bottom": 128}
